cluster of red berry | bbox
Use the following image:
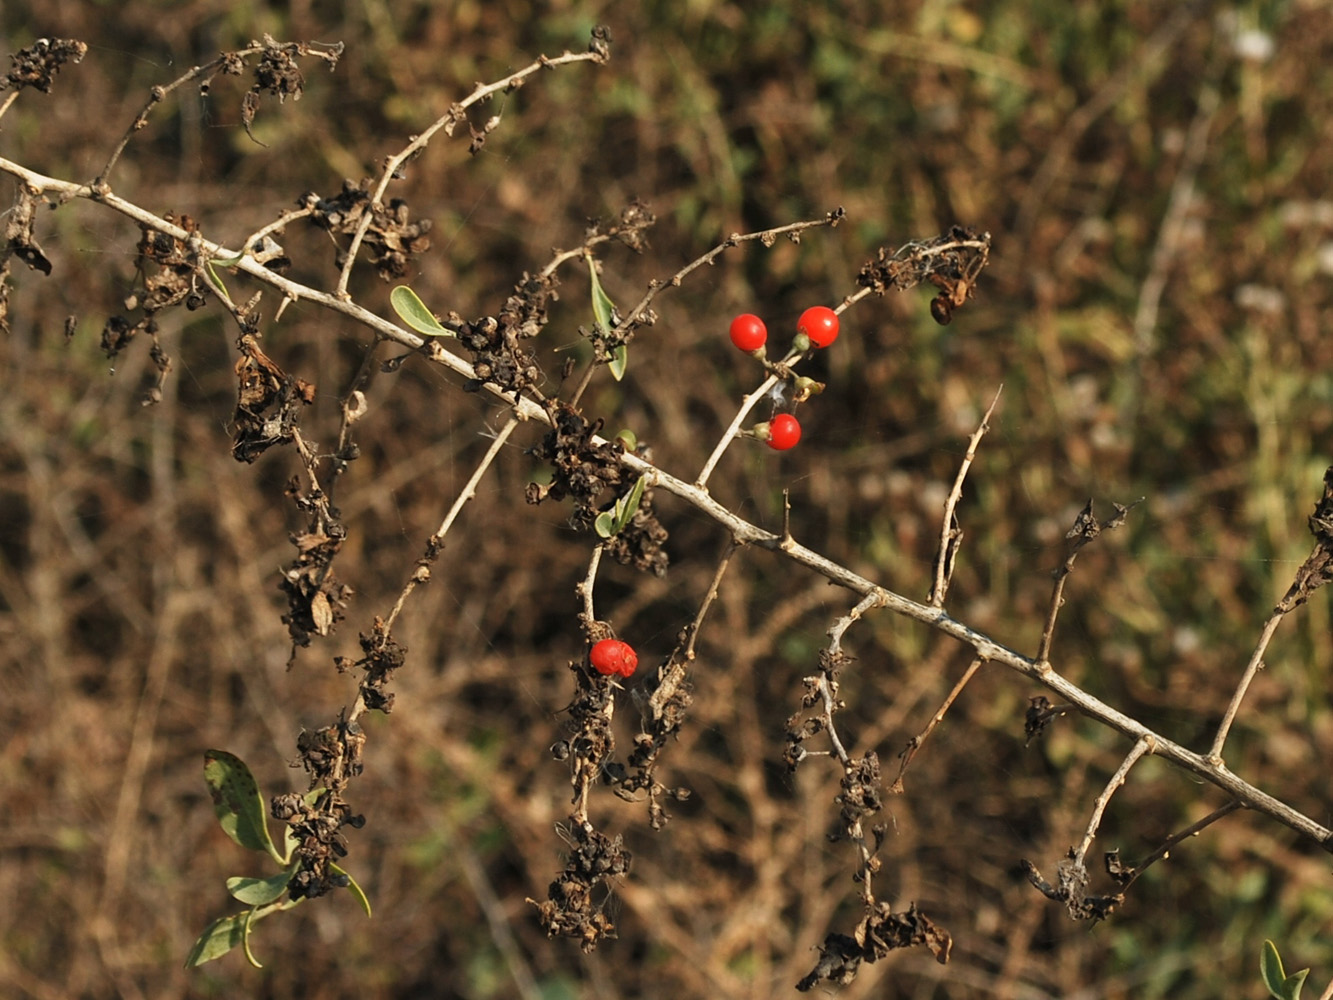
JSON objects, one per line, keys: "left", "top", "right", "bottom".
{"left": 728, "top": 306, "right": 840, "bottom": 451}
{"left": 592, "top": 308, "right": 842, "bottom": 678}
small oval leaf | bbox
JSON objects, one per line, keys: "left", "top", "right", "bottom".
{"left": 203, "top": 750, "right": 281, "bottom": 862}
{"left": 594, "top": 511, "right": 615, "bottom": 538}
{"left": 1262, "top": 941, "right": 1286, "bottom": 996}
{"left": 185, "top": 913, "right": 250, "bottom": 967}
{"left": 619, "top": 474, "right": 646, "bottom": 524}
{"left": 608, "top": 344, "right": 628, "bottom": 381}
{"left": 390, "top": 285, "right": 450, "bottom": 337}
{"left": 586, "top": 255, "right": 616, "bottom": 333}
{"left": 226, "top": 870, "right": 292, "bottom": 906}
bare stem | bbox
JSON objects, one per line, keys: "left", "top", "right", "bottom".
{"left": 681, "top": 542, "right": 737, "bottom": 660}
{"left": 892, "top": 656, "right": 985, "bottom": 792}
{"left": 1037, "top": 562, "right": 1075, "bottom": 666}
{"left": 819, "top": 590, "right": 891, "bottom": 768}
{"left": 827, "top": 590, "right": 890, "bottom": 656}
{"left": 335, "top": 45, "right": 606, "bottom": 298}
{"left": 1115, "top": 800, "right": 1242, "bottom": 890}
{"left": 930, "top": 386, "right": 1002, "bottom": 606}
{"left": 578, "top": 544, "right": 605, "bottom": 629}
{"left": 612, "top": 209, "right": 845, "bottom": 337}
{"left": 381, "top": 415, "right": 520, "bottom": 636}
{"left": 1207, "top": 611, "right": 1285, "bottom": 764}
{"left": 1073, "top": 736, "right": 1155, "bottom": 867}
{"left": 695, "top": 373, "right": 780, "bottom": 489}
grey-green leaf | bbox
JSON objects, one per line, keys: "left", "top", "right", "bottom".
{"left": 1262, "top": 941, "right": 1309, "bottom": 1000}
{"left": 586, "top": 255, "right": 616, "bottom": 333}
{"left": 202, "top": 258, "right": 230, "bottom": 300}
{"left": 390, "top": 285, "right": 450, "bottom": 337}
{"left": 203, "top": 750, "right": 282, "bottom": 863}
{"left": 1262, "top": 941, "right": 1287, "bottom": 996}
{"left": 185, "top": 912, "right": 251, "bottom": 967}
{"left": 226, "top": 870, "right": 293, "bottom": 906}
{"left": 616, "top": 474, "right": 646, "bottom": 529}
{"left": 608, "top": 344, "right": 628, "bottom": 381}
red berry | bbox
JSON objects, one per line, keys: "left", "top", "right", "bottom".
{"left": 797, "top": 306, "right": 839, "bottom": 348}
{"left": 729, "top": 313, "right": 768, "bottom": 352}
{"left": 764, "top": 413, "right": 802, "bottom": 451}
{"left": 590, "top": 638, "right": 638, "bottom": 678}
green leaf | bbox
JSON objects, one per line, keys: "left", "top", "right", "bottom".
{"left": 618, "top": 474, "right": 646, "bottom": 526}
{"left": 184, "top": 901, "right": 288, "bottom": 968}
{"left": 1262, "top": 941, "right": 1287, "bottom": 997}
{"left": 226, "top": 868, "right": 294, "bottom": 906}
{"left": 185, "top": 912, "right": 251, "bottom": 968}
{"left": 332, "top": 862, "right": 373, "bottom": 917}
{"left": 1261, "top": 941, "right": 1310, "bottom": 1000}
{"left": 595, "top": 475, "right": 647, "bottom": 538}
{"left": 390, "top": 285, "right": 451, "bottom": 337}
{"left": 608, "top": 344, "right": 628, "bottom": 381}
{"left": 586, "top": 254, "right": 616, "bottom": 333}
{"left": 202, "top": 258, "right": 230, "bottom": 300}
{"left": 202, "top": 750, "right": 283, "bottom": 864}
{"left": 586, "top": 254, "right": 628, "bottom": 380}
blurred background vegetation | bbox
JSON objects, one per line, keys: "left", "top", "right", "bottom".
{"left": 2, "top": 0, "right": 1332, "bottom": 997}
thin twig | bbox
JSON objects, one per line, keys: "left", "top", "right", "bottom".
{"left": 578, "top": 544, "right": 605, "bottom": 629}
{"left": 92, "top": 39, "right": 343, "bottom": 190}
{"left": 818, "top": 590, "right": 891, "bottom": 768}
{"left": 379, "top": 414, "right": 521, "bottom": 637}
{"left": 334, "top": 45, "right": 607, "bottom": 298}
{"left": 930, "top": 386, "right": 1002, "bottom": 606}
{"left": 1207, "top": 611, "right": 1285, "bottom": 764}
{"left": 892, "top": 656, "right": 985, "bottom": 792}
{"left": 1114, "top": 800, "right": 1242, "bottom": 890}
{"left": 1035, "top": 500, "right": 1142, "bottom": 664}
{"left": 815, "top": 672, "right": 852, "bottom": 768}
{"left": 1036, "top": 574, "right": 1070, "bottom": 666}
{"left": 612, "top": 209, "right": 845, "bottom": 338}
{"left": 681, "top": 541, "right": 737, "bottom": 660}
{"left": 1072, "top": 736, "right": 1155, "bottom": 867}
{"left": 827, "top": 588, "right": 892, "bottom": 654}
{"left": 694, "top": 372, "right": 780, "bottom": 489}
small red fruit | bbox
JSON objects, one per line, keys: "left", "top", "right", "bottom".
{"left": 729, "top": 313, "right": 768, "bottom": 352}
{"left": 797, "top": 306, "right": 840, "bottom": 348}
{"left": 590, "top": 637, "right": 638, "bottom": 678}
{"left": 764, "top": 413, "right": 802, "bottom": 451}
